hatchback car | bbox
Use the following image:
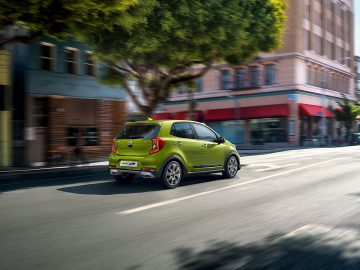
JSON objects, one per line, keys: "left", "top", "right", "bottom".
{"left": 109, "top": 119, "right": 240, "bottom": 189}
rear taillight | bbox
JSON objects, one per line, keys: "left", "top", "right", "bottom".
{"left": 112, "top": 139, "right": 117, "bottom": 153}
{"left": 150, "top": 137, "right": 165, "bottom": 154}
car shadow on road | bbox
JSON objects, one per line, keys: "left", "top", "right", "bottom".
{"left": 58, "top": 174, "right": 226, "bottom": 195}
{"left": 128, "top": 228, "right": 360, "bottom": 270}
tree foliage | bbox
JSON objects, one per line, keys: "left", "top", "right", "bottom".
{"left": 0, "top": 0, "right": 155, "bottom": 46}
{"left": 1, "top": 0, "right": 287, "bottom": 116}
{"left": 83, "top": 0, "right": 287, "bottom": 116}
{"left": 335, "top": 99, "right": 360, "bottom": 132}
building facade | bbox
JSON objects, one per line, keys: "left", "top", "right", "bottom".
{"left": 159, "top": 0, "right": 356, "bottom": 147}
{"left": 355, "top": 55, "right": 360, "bottom": 99}
{"left": 7, "top": 37, "right": 127, "bottom": 167}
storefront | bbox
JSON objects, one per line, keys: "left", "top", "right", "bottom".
{"left": 299, "top": 104, "right": 335, "bottom": 144}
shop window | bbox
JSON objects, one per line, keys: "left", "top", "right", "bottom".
{"left": 235, "top": 68, "right": 246, "bottom": 88}
{"left": 40, "top": 43, "right": 55, "bottom": 71}
{"left": 265, "top": 64, "right": 276, "bottom": 85}
{"left": 220, "top": 70, "right": 232, "bottom": 90}
{"left": 250, "top": 118, "right": 288, "bottom": 143}
{"left": 68, "top": 127, "right": 98, "bottom": 146}
{"left": 84, "top": 51, "right": 96, "bottom": 76}
{"left": 64, "top": 47, "right": 79, "bottom": 74}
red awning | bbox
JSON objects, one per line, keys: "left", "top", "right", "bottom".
{"left": 204, "top": 108, "right": 236, "bottom": 121}
{"left": 299, "top": 104, "right": 334, "bottom": 118}
{"left": 204, "top": 104, "right": 289, "bottom": 121}
{"left": 174, "top": 111, "right": 203, "bottom": 121}
{"left": 151, "top": 113, "right": 173, "bottom": 120}
{"left": 241, "top": 104, "right": 290, "bottom": 119}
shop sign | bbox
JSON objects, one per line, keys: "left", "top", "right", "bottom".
{"left": 288, "top": 94, "right": 298, "bottom": 101}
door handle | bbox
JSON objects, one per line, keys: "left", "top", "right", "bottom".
{"left": 201, "top": 143, "right": 207, "bottom": 148}
{"left": 174, "top": 141, "right": 182, "bottom": 146}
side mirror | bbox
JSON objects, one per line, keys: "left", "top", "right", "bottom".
{"left": 218, "top": 136, "right": 225, "bottom": 144}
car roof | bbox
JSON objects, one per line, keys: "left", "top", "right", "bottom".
{"left": 125, "top": 119, "right": 200, "bottom": 125}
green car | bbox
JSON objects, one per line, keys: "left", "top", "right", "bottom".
{"left": 109, "top": 119, "right": 240, "bottom": 189}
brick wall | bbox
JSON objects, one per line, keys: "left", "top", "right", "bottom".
{"left": 48, "top": 96, "right": 66, "bottom": 154}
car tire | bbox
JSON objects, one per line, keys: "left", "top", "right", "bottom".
{"left": 161, "top": 160, "right": 182, "bottom": 189}
{"left": 113, "top": 173, "right": 135, "bottom": 184}
{"left": 222, "top": 155, "right": 239, "bottom": 179}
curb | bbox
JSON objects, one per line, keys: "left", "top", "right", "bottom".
{"left": 0, "top": 164, "right": 109, "bottom": 182}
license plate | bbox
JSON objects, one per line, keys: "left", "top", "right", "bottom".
{"left": 120, "top": 161, "right": 138, "bottom": 167}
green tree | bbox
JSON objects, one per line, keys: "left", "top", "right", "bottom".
{"left": 0, "top": 0, "right": 155, "bottom": 47}
{"left": 335, "top": 99, "right": 360, "bottom": 142}
{"left": 85, "top": 0, "right": 287, "bottom": 116}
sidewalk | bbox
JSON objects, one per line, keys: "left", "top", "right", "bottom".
{"left": 0, "top": 161, "right": 109, "bottom": 182}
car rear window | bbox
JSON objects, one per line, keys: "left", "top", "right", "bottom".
{"left": 117, "top": 124, "right": 160, "bottom": 139}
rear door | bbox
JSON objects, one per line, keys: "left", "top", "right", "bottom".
{"left": 170, "top": 122, "right": 203, "bottom": 169}
{"left": 115, "top": 124, "right": 160, "bottom": 156}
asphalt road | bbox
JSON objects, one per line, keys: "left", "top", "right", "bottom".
{"left": 1, "top": 146, "right": 360, "bottom": 270}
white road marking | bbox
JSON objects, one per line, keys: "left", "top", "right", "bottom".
{"left": 247, "top": 163, "right": 298, "bottom": 172}
{"left": 117, "top": 157, "right": 344, "bottom": 215}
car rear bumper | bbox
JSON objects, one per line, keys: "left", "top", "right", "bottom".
{"left": 109, "top": 167, "right": 157, "bottom": 179}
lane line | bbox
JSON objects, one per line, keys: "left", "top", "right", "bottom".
{"left": 117, "top": 157, "right": 344, "bottom": 215}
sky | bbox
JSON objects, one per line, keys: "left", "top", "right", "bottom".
{"left": 356, "top": 0, "right": 360, "bottom": 56}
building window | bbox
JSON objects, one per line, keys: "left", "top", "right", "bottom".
{"left": 68, "top": 127, "right": 98, "bottom": 146}
{"left": 235, "top": 68, "right": 246, "bottom": 88}
{"left": 84, "top": 51, "right": 96, "bottom": 76}
{"left": 249, "top": 66, "right": 260, "bottom": 87}
{"left": 220, "top": 70, "right": 232, "bottom": 90}
{"left": 177, "top": 84, "right": 187, "bottom": 95}
{"left": 33, "top": 97, "right": 48, "bottom": 127}
{"left": 305, "top": 5, "right": 310, "bottom": 20}
{"left": 64, "top": 47, "right": 79, "bottom": 74}
{"left": 265, "top": 64, "right": 276, "bottom": 85}
{"left": 195, "top": 77, "right": 203, "bottom": 92}
{"left": 307, "top": 65, "right": 311, "bottom": 85}
{"left": 40, "top": 43, "right": 55, "bottom": 71}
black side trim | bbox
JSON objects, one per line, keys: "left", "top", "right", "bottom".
{"left": 192, "top": 164, "right": 222, "bottom": 168}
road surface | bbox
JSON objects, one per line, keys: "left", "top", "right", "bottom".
{"left": 1, "top": 146, "right": 360, "bottom": 269}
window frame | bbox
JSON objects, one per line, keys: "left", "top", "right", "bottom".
{"left": 40, "top": 42, "right": 56, "bottom": 71}
{"left": 220, "top": 69, "right": 232, "bottom": 90}
{"left": 249, "top": 66, "right": 260, "bottom": 87}
{"left": 235, "top": 68, "right": 246, "bottom": 88}
{"left": 84, "top": 51, "right": 96, "bottom": 76}
{"left": 264, "top": 64, "right": 276, "bottom": 85}
{"left": 64, "top": 47, "right": 79, "bottom": 74}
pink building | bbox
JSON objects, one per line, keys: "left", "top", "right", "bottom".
{"left": 157, "top": 0, "right": 356, "bottom": 147}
